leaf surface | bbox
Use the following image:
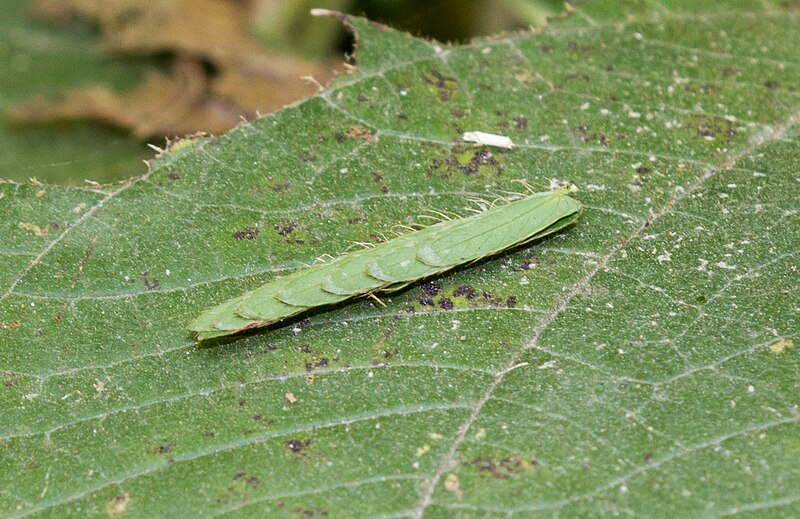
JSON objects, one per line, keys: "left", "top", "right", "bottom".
{"left": 1, "top": 1, "right": 799, "bottom": 517}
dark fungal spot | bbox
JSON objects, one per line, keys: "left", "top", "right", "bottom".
{"left": 233, "top": 472, "right": 261, "bottom": 488}
{"left": 335, "top": 133, "right": 345, "bottom": 143}
{"left": 515, "top": 259, "right": 538, "bottom": 271}
{"left": 396, "top": 113, "right": 407, "bottom": 120}
{"left": 286, "top": 438, "right": 311, "bottom": 453}
{"left": 506, "top": 296, "right": 518, "bottom": 308}
{"left": 3, "top": 373, "right": 19, "bottom": 387}
{"left": 372, "top": 171, "right": 389, "bottom": 193}
{"left": 462, "top": 150, "right": 499, "bottom": 175}
{"left": 423, "top": 68, "right": 461, "bottom": 102}
{"left": 540, "top": 45, "right": 553, "bottom": 54}
{"left": 514, "top": 116, "right": 528, "bottom": 129}
{"left": 275, "top": 222, "right": 298, "bottom": 236}
{"left": 203, "top": 431, "right": 216, "bottom": 438}
{"left": 290, "top": 507, "right": 328, "bottom": 518}
{"left": 439, "top": 297, "right": 454, "bottom": 310}
{"left": 693, "top": 114, "right": 737, "bottom": 140}
{"left": 453, "top": 285, "right": 478, "bottom": 299}
{"left": 421, "top": 282, "right": 442, "bottom": 296}
{"left": 142, "top": 271, "right": 160, "bottom": 291}
{"left": 470, "top": 456, "right": 536, "bottom": 479}
{"left": 158, "top": 443, "right": 172, "bottom": 454}
{"left": 271, "top": 182, "right": 290, "bottom": 193}
{"left": 571, "top": 125, "right": 610, "bottom": 147}
{"left": 167, "top": 172, "right": 180, "bottom": 181}
{"left": 564, "top": 72, "right": 590, "bottom": 82}
{"left": 418, "top": 295, "right": 434, "bottom": 306}
{"left": 232, "top": 227, "right": 260, "bottom": 240}
{"left": 764, "top": 80, "right": 779, "bottom": 89}
{"left": 636, "top": 166, "right": 651, "bottom": 175}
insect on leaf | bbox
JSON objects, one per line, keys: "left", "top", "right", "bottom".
{"left": 189, "top": 187, "right": 582, "bottom": 340}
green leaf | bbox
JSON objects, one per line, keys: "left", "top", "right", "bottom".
{"left": 1, "top": 1, "right": 799, "bottom": 517}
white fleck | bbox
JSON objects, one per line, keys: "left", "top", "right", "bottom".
{"left": 656, "top": 251, "right": 672, "bottom": 263}
{"left": 600, "top": 108, "right": 611, "bottom": 116}
{"left": 450, "top": 320, "right": 461, "bottom": 331}
{"left": 463, "top": 131, "right": 513, "bottom": 149}
{"left": 375, "top": 422, "right": 381, "bottom": 429}
{"left": 620, "top": 485, "right": 629, "bottom": 494}
{"left": 715, "top": 261, "right": 736, "bottom": 270}
{"left": 606, "top": 302, "right": 614, "bottom": 309}
{"left": 696, "top": 258, "right": 709, "bottom": 273}
{"left": 538, "top": 360, "right": 557, "bottom": 369}
{"left": 519, "top": 276, "right": 529, "bottom": 286}
{"left": 747, "top": 385, "right": 755, "bottom": 393}
{"left": 23, "top": 393, "right": 39, "bottom": 401}
{"left": 30, "top": 302, "right": 35, "bottom": 307}
{"left": 165, "top": 269, "right": 171, "bottom": 276}
{"left": 481, "top": 47, "right": 492, "bottom": 54}
{"left": 580, "top": 102, "right": 590, "bottom": 110}
{"left": 628, "top": 111, "right": 641, "bottom": 118}
{"left": 367, "top": 371, "right": 374, "bottom": 378}
{"left": 399, "top": 90, "right": 407, "bottom": 96}
{"left": 340, "top": 167, "right": 348, "bottom": 173}
{"left": 634, "top": 32, "right": 643, "bottom": 41}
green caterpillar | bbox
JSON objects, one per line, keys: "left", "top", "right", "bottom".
{"left": 190, "top": 186, "right": 582, "bottom": 340}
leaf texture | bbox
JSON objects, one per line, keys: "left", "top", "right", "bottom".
{"left": 1, "top": 1, "right": 799, "bottom": 517}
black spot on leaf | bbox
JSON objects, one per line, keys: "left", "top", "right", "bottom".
{"left": 287, "top": 438, "right": 311, "bottom": 453}
{"left": 232, "top": 227, "right": 260, "bottom": 240}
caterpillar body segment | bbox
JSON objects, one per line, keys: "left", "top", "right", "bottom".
{"left": 190, "top": 188, "right": 582, "bottom": 341}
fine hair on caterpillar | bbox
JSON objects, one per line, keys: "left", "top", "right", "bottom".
{"left": 189, "top": 183, "right": 582, "bottom": 341}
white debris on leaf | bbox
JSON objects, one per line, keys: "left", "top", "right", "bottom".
{"left": 462, "top": 131, "right": 514, "bottom": 149}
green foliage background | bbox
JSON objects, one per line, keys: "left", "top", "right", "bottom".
{"left": 1, "top": 1, "right": 799, "bottom": 517}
